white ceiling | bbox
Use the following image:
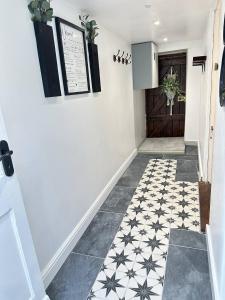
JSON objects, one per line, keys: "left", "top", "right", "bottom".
{"left": 72, "top": 0, "right": 214, "bottom": 44}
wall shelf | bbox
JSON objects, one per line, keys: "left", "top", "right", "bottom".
{"left": 88, "top": 43, "right": 101, "bottom": 93}
{"left": 34, "top": 22, "right": 61, "bottom": 98}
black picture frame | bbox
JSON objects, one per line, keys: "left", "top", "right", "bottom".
{"left": 55, "top": 17, "right": 90, "bottom": 95}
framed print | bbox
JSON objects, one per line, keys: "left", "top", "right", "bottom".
{"left": 55, "top": 17, "right": 90, "bottom": 95}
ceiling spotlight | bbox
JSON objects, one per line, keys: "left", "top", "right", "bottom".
{"left": 163, "top": 37, "right": 168, "bottom": 42}
{"left": 154, "top": 20, "right": 160, "bottom": 26}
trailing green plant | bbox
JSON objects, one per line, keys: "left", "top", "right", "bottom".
{"left": 161, "top": 73, "right": 181, "bottom": 97}
{"left": 79, "top": 15, "right": 99, "bottom": 43}
{"left": 28, "top": 0, "right": 53, "bottom": 23}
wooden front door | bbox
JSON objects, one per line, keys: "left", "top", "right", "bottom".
{"left": 146, "top": 53, "right": 186, "bottom": 137}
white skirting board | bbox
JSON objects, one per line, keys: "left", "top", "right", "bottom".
{"left": 41, "top": 149, "right": 137, "bottom": 288}
{"left": 197, "top": 140, "right": 204, "bottom": 181}
{"left": 206, "top": 225, "right": 220, "bottom": 300}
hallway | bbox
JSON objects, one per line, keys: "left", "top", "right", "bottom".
{"left": 47, "top": 146, "right": 212, "bottom": 299}
{"left": 2, "top": 0, "right": 225, "bottom": 299}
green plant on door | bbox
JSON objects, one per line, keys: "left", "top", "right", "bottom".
{"left": 161, "top": 67, "right": 182, "bottom": 116}
{"left": 28, "top": 0, "right": 53, "bottom": 23}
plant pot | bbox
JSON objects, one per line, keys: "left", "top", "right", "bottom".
{"left": 165, "top": 91, "right": 175, "bottom": 116}
{"left": 166, "top": 91, "right": 175, "bottom": 106}
{"left": 33, "top": 22, "right": 61, "bottom": 98}
{"left": 88, "top": 43, "right": 101, "bottom": 93}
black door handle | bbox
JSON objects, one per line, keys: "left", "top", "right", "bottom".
{"left": 0, "top": 150, "right": 13, "bottom": 161}
{"left": 0, "top": 140, "right": 14, "bottom": 177}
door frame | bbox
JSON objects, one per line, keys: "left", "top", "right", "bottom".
{"left": 207, "top": 0, "right": 223, "bottom": 183}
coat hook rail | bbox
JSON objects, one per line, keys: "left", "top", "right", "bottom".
{"left": 113, "top": 51, "right": 132, "bottom": 65}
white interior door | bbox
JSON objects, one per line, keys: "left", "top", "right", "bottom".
{"left": 0, "top": 110, "right": 48, "bottom": 299}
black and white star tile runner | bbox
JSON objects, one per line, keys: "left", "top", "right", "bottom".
{"left": 88, "top": 159, "right": 200, "bottom": 299}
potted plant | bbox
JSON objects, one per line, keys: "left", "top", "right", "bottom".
{"left": 79, "top": 15, "right": 99, "bottom": 44}
{"left": 28, "top": 0, "right": 61, "bottom": 97}
{"left": 80, "top": 15, "right": 101, "bottom": 93}
{"left": 28, "top": 0, "right": 53, "bottom": 23}
{"left": 28, "top": 0, "right": 54, "bottom": 37}
{"left": 161, "top": 70, "right": 181, "bottom": 116}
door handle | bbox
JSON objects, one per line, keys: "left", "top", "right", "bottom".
{"left": 0, "top": 150, "right": 13, "bottom": 161}
{"left": 0, "top": 140, "right": 14, "bottom": 177}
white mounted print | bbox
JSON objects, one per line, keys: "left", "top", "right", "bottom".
{"left": 55, "top": 17, "right": 90, "bottom": 95}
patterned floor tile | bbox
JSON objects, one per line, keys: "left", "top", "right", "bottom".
{"left": 88, "top": 159, "right": 200, "bottom": 299}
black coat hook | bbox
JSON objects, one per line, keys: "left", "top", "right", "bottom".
{"left": 113, "top": 50, "right": 120, "bottom": 62}
{"left": 121, "top": 51, "right": 125, "bottom": 64}
{"left": 118, "top": 51, "right": 124, "bottom": 63}
{"left": 126, "top": 54, "right": 132, "bottom": 65}
{"left": 124, "top": 53, "right": 129, "bottom": 65}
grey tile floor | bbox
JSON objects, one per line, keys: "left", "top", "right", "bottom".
{"left": 46, "top": 146, "right": 211, "bottom": 300}
{"left": 163, "top": 229, "right": 212, "bottom": 300}
{"left": 74, "top": 211, "right": 123, "bottom": 258}
{"left": 169, "top": 228, "right": 207, "bottom": 250}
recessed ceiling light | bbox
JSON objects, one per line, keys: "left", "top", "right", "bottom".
{"left": 154, "top": 20, "right": 160, "bottom": 26}
{"left": 163, "top": 37, "right": 168, "bottom": 42}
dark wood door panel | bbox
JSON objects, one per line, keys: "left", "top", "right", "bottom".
{"left": 147, "top": 115, "right": 185, "bottom": 137}
{"left": 146, "top": 53, "right": 186, "bottom": 138}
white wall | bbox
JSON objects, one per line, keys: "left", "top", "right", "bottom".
{"left": 158, "top": 40, "right": 204, "bottom": 143}
{"left": 198, "top": 11, "right": 214, "bottom": 180}
{"left": 208, "top": 1, "right": 225, "bottom": 298}
{"left": 0, "top": 0, "right": 136, "bottom": 284}
{"left": 133, "top": 90, "right": 146, "bottom": 147}
{"left": 209, "top": 73, "right": 225, "bottom": 300}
